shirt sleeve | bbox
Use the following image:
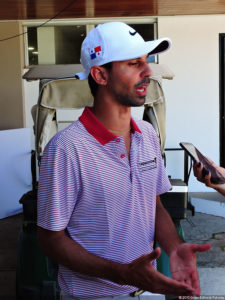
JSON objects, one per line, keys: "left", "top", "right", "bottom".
{"left": 37, "top": 140, "right": 80, "bottom": 231}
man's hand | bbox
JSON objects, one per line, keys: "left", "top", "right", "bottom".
{"left": 169, "top": 243, "right": 211, "bottom": 296}
{"left": 122, "top": 247, "right": 196, "bottom": 296}
{"left": 38, "top": 226, "right": 210, "bottom": 296}
{"left": 193, "top": 159, "right": 225, "bottom": 196}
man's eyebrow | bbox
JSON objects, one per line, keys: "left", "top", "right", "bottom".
{"left": 132, "top": 55, "right": 148, "bottom": 60}
{"left": 128, "top": 57, "right": 141, "bottom": 61}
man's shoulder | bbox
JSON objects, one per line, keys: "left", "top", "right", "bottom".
{"left": 135, "top": 119, "right": 156, "bottom": 135}
{"left": 47, "top": 119, "right": 84, "bottom": 149}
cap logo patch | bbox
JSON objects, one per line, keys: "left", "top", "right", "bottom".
{"left": 90, "top": 46, "right": 102, "bottom": 59}
{"left": 129, "top": 30, "right": 137, "bottom": 36}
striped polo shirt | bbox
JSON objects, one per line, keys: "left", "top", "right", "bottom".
{"left": 37, "top": 106, "right": 171, "bottom": 298}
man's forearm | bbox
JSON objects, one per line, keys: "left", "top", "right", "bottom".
{"left": 154, "top": 196, "right": 184, "bottom": 256}
{"left": 37, "top": 226, "right": 196, "bottom": 295}
{"left": 37, "top": 226, "right": 125, "bottom": 284}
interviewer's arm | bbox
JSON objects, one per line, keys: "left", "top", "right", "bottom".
{"left": 193, "top": 159, "right": 225, "bottom": 196}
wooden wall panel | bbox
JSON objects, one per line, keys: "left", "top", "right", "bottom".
{"left": 1, "top": 0, "right": 225, "bottom": 20}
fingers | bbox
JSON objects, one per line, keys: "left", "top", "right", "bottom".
{"left": 169, "top": 243, "right": 211, "bottom": 296}
{"left": 151, "top": 270, "right": 195, "bottom": 296}
{"left": 193, "top": 161, "right": 213, "bottom": 185}
{"left": 174, "top": 242, "right": 211, "bottom": 255}
{"left": 128, "top": 249, "right": 196, "bottom": 296}
{"left": 134, "top": 249, "right": 161, "bottom": 269}
{"left": 171, "top": 268, "right": 200, "bottom": 297}
{"left": 193, "top": 160, "right": 200, "bottom": 170}
{"left": 191, "top": 243, "right": 211, "bottom": 253}
{"left": 190, "top": 271, "right": 201, "bottom": 297}
{"left": 193, "top": 161, "right": 203, "bottom": 181}
{"left": 203, "top": 173, "right": 213, "bottom": 185}
{"left": 151, "top": 247, "right": 161, "bottom": 260}
{"left": 143, "top": 248, "right": 162, "bottom": 262}
{"left": 185, "top": 275, "right": 193, "bottom": 290}
{"left": 204, "top": 156, "right": 215, "bottom": 165}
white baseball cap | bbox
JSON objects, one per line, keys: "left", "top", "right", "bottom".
{"left": 76, "top": 22, "right": 172, "bottom": 80}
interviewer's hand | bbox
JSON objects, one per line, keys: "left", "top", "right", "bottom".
{"left": 193, "top": 158, "right": 225, "bottom": 196}
{"left": 123, "top": 247, "right": 196, "bottom": 296}
{"left": 170, "top": 243, "right": 211, "bottom": 297}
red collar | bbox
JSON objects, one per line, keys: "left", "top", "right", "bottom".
{"left": 79, "top": 107, "right": 142, "bottom": 145}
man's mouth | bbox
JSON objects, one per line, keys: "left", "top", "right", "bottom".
{"left": 135, "top": 86, "right": 147, "bottom": 96}
{"left": 135, "top": 78, "right": 150, "bottom": 97}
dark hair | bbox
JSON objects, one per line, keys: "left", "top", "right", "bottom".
{"left": 88, "top": 62, "right": 113, "bottom": 97}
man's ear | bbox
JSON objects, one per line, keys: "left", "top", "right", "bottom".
{"left": 90, "top": 66, "right": 109, "bottom": 86}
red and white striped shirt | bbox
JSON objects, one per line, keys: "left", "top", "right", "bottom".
{"left": 38, "top": 106, "right": 171, "bottom": 298}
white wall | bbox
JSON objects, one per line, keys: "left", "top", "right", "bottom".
{"left": 158, "top": 15, "right": 225, "bottom": 192}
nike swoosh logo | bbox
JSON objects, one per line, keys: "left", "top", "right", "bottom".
{"left": 129, "top": 30, "right": 137, "bottom": 36}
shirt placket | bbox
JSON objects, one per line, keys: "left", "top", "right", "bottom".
{"left": 113, "top": 136, "right": 130, "bottom": 166}
{"left": 129, "top": 133, "right": 142, "bottom": 180}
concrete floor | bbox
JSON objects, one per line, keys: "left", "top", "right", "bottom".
{"left": 181, "top": 212, "right": 225, "bottom": 296}
{"left": 1, "top": 211, "right": 225, "bottom": 299}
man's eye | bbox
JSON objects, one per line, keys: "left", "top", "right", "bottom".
{"left": 129, "top": 62, "right": 138, "bottom": 66}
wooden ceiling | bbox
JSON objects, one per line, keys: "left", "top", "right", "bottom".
{"left": 1, "top": 0, "right": 225, "bottom": 20}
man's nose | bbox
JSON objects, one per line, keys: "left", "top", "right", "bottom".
{"left": 141, "top": 63, "right": 152, "bottom": 78}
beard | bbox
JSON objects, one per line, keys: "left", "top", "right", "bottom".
{"left": 109, "top": 77, "right": 150, "bottom": 107}
{"left": 114, "top": 93, "right": 146, "bottom": 107}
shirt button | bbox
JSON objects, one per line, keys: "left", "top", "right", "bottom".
{"left": 116, "top": 138, "right": 120, "bottom": 143}
{"left": 120, "top": 154, "right": 125, "bottom": 159}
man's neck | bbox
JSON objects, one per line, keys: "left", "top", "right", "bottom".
{"left": 91, "top": 93, "right": 133, "bottom": 158}
{"left": 91, "top": 95, "right": 131, "bottom": 133}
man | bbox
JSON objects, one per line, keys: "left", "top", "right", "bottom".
{"left": 37, "top": 22, "right": 211, "bottom": 299}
